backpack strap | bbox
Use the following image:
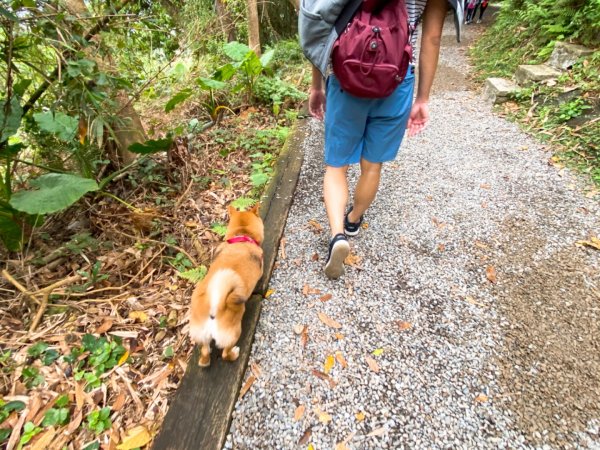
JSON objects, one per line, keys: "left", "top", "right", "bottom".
{"left": 334, "top": 0, "right": 363, "bottom": 35}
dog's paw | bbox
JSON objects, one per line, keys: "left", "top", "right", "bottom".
{"left": 198, "top": 357, "right": 211, "bottom": 368}
{"left": 223, "top": 346, "right": 240, "bottom": 361}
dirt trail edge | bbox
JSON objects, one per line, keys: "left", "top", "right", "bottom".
{"left": 225, "top": 13, "right": 599, "bottom": 450}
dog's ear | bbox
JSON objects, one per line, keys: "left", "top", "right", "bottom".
{"left": 249, "top": 203, "right": 260, "bottom": 216}
{"left": 227, "top": 204, "right": 236, "bottom": 217}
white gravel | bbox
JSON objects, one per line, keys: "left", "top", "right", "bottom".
{"left": 225, "top": 14, "right": 600, "bottom": 450}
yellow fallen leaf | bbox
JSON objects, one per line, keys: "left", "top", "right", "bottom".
{"left": 118, "top": 350, "right": 130, "bottom": 366}
{"left": 264, "top": 289, "right": 275, "bottom": 299}
{"left": 372, "top": 348, "right": 384, "bottom": 357}
{"left": 294, "top": 404, "right": 306, "bottom": 421}
{"left": 335, "top": 351, "right": 347, "bottom": 368}
{"left": 397, "top": 321, "right": 412, "bottom": 331}
{"left": 117, "top": 426, "right": 151, "bottom": 450}
{"left": 344, "top": 253, "right": 362, "bottom": 266}
{"left": 475, "top": 393, "right": 489, "bottom": 403}
{"left": 366, "top": 355, "right": 380, "bottom": 373}
{"left": 318, "top": 312, "right": 342, "bottom": 329}
{"left": 314, "top": 407, "right": 332, "bottom": 423}
{"left": 335, "top": 443, "right": 350, "bottom": 450}
{"left": 307, "top": 444, "right": 315, "bottom": 450}
{"left": 576, "top": 237, "right": 600, "bottom": 251}
{"left": 324, "top": 355, "right": 335, "bottom": 374}
{"left": 334, "top": 332, "right": 344, "bottom": 340}
{"left": 355, "top": 411, "right": 366, "bottom": 421}
{"left": 128, "top": 310, "right": 148, "bottom": 322}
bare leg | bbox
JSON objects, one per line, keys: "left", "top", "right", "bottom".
{"left": 198, "top": 343, "right": 211, "bottom": 367}
{"left": 348, "top": 159, "right": 382, "bottom": 223}
{"left": 222, "top": 345, "right": 240, "bottom": 361}
{"left": 323, "top": 165, "right": 349, "bottom": 237}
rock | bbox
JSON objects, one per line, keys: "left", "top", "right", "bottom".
{"left": 515, "top": 64, "right": 562, "bottom": 85}
{"left": 482, "top": 78, "right": 520, "bottom": 104}
{"left": 548, "top": 42, "right": 594, "bottom": 70}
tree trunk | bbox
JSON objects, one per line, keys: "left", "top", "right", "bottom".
{"left": 215, "top": 0, "right": 236, "bottom": 42}
{"left": 247, "top": 0, "right": 261, "bottom": 56}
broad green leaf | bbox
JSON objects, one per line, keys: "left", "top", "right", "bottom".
{"left": 259, "top": 49, "right": 275, "bottom": 68}
{"left": 33, "top": 111, "right": 78, "bottom": 142}
{"left": 165, "top": 89, "right": 193, "bottom": 113}
{"left": 27, "top": 342, "right": 49, "bottom": 357}
{"left": 210, "top": 223, "right": 227, "bottom": 236}
{"left": 13, "top": 79, "right": 31, "bottom": 97}
{"left": 213, "top": 64, "right": 236, "bottom": 82}
{"left": 10, "top": 173, "right": 99, "bottom": 215}
{"left": 0, "top": 207, "right": 22, "bottom": 251}
{"left": 0, "top": 428, "right": 10, "bottom": 442}
{"left": 177, "top": 266, "right": 207, "bottom": 283}
{"left": 0, "top": 96, "right": 23, "bottom": 142}
{"left": 230, "top": 197, "right": 256, "bottom": 210}
{"left": 223, "top": 41, "right": 251, "bottom": 62}
{"left": 196, "top": 77, "right": 226, "bottom": 91}
{"left": 3, "top": 400, "right": 26, "bottom": 413}
{"left": 250, "top": 172, "right": 269, "bottom": 187}
{"left": 128, "top": 138, "right": 171, "bottom": 154}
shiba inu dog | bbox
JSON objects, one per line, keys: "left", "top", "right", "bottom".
{"left": 189, "top": 203, "right": 264, "bottom": 367}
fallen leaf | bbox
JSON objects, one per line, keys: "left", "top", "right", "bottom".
{"left": 311, "top": 253, "right": 319, "bottom": 261}
{"left": 30, "top": 427, "right": 56, "bottom": 450}
{"left": 239, "top": 374, "right": 256, "bottom": 399}
{"left": 95, "top": 319, "right": 113, "bottom": 334}
{"left": 431, "top": 217, "right": 446, "bottom": 229}
{"left": 302, "top": 285, "right": 321, "bottom": 296}
{"left": 426, "top": 195, "right": 433, "bottom": 202}
{"left": 117, "top": 426, "right": 151, "bottom": 450}
{"left": 367, "top": 427, "right": 386, "bottom": 437}
{"left": 307, "top": 444, "right": 315, "bottom": 450}
{"left": 301, "top": 325, "right": 309, "bottom": 348}
{"left": 344, "top": 253, "right": 362, "bottom": 266}
{"left": 314, "top": 407, "right": 332, "bottom": 423}
{"left": 486, "top": 266, "right": 497, "bottom": 283}
{"left": 481, "top": 202, "right": 488, "bottom": 209}
{"left": 75, "top": 382, "right": 85, "bottom": 409}
{"left": 280, "top": 238, "right": 287, "bottom": 259}
{"left": 324, "top": 355, "right": 335, "bottom": 374}
{"left": 293, "top": 324, "right": 304, "bottom": 335}
{"left": 397, "top": 321, "right": 412, "bottom": 331}
{"left": 335, "top": 351, "right": 347, "bottom": 368}
{"left": 365, "top": 356, "right": 380, "bottom": 373}
{"left": 251, "top": 363, "right": 262, "bottom": 378}
{"left": 438, "top": 243, "right": 445, "bottom": 252}
{"left": 66, "top": 409, "right": 83, "bottom": 435}
{"left": 118, "top": 350, "right": 130, "bottom": 366}
{"left": 372, "top": 348, "right": 384, "bottom": 357}
{"left": 311, "top": 369, "right": 336, "bottom": 388}
{"left": 480, "top": 183, "right": 491, "bottom": 189}
{"left": 361, "top": 222, "right": 369, "bottom": 229}
{"left": 318, "top": 312, "right": 342, "bottom": 329}
{"left": 308, "top": 219, "right": 323, "bottom": 233}
{"left": 128, "top": 311, "right": 148, "bottom": 322}
{"left": 112, "top": 392, "right": 127, "bottom": 412}
{"left": 319, "top": 293, "right": 332, "bottom": 302}
{"left": 298, "top": 427, "right": 312, "bottom": 445}
{"left": 576, "top": 237, "right": 600, "bottom": 250}
{"left": 475, "top": 393, "right": 489, "bottom": 403}
{"left": 264, "top": 289, "right": 275, "bottom": 299}
{"left": 356, "top": 411, "right": 366, "bottom": 421}
{"left": 334, "top": 332, "right": 344, "bottom": 340}
{"left": 294, "top": 404, "right": 306, "bottom": 421}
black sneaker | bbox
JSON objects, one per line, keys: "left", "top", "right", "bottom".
{"left": 324, "top": 233, "right": 350, "bottom": 279}
{"left": 344, "top": 207, "right": 364, "bottom": 236}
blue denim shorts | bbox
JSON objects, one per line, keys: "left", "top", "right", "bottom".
{"left": 324, "top": 66, "right": 415, "bottom": 167}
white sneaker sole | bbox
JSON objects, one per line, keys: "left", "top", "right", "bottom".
{"left": 325, "top": 239, "right": 350, "bottom": 279}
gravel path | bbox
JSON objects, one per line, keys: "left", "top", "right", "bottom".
{"left": 225, "top": 14, "right": 600, "bottom": 450}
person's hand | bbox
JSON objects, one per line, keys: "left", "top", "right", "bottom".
{"left": 407, "top": 99, "right": 429, "bottom": 137}
{"left": 309, "top": 88, "right": 326, "bottom": 120}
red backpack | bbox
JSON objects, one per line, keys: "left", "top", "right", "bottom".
{"left": 332, "top": 0, "right": 413, "bottom": 98}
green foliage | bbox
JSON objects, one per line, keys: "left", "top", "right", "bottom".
{"left": 231, "top": 197, "right": 256, "bottom": 210}
{"left": 177, "top": 265, "right": 208, "bottom": 283}
{"left": 73, "top": 261, "right": 109, "bottom": 292}
{"left": 211, "top": 223, "right": 227, "bottom": 236}
{"left": 33, "top": 112, "right": 79, "bottom": 142}
{"left": 222, "top": 42, "right": 275, "bottom": 102}
{"left": 19, "top": 421, "right": 42, "bottom": 446}
{"left": 9, "top": 173, "right": 99, "bottom": 215}
{"left": 128, "top": 138, "right": 172, "bottom": 154}
{"left": 42, "top": 405, "right": 70, "bottom": 427}
{"left": 253, "top": 77, "right": 307, "bottom": 114}
{"left": 21, "top": 366, "right": 44, "bottom": 388}
{"left": 27, "top": 341, "right": 60, "bottom": 365}
{"left": 0, "top": 399, "right": 26, "bottom": 423}
{"left": 86, "top": 407, "right": 112, "bottom": 434}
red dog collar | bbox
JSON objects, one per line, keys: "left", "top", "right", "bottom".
{"left": 226, "top": 235, "right": 260, "bottom": 246}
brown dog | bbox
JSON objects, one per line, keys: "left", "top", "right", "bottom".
{"left": 189, "top": 203, "right": 264, "bottom": 367}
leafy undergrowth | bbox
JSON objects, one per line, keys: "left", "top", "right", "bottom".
{"left": 469, "top": 2, "right": 600, "bottom": 189}
{"left": 0, "top": 106, "right": 291, "bottom": 450}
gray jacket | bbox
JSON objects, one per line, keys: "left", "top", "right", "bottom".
{"left": 299, "top": 0, "right": 463, "bottom": 77}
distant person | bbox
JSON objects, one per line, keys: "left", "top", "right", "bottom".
{"left": 465, "top": 0, "right": 477, "bottom": 24}
{"left": 476, "top": 0, "right": 488, "bottom": 23}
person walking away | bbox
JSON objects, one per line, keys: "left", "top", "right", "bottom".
{"left": 300, "top": 0, "right": 463, "bottom": 279}
{"left": 477, "top": 0, "right": 488, "bottom": 23}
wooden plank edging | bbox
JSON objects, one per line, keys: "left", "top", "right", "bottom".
{"left": 152, "top": 117, "right": 308, "bottom": 450}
